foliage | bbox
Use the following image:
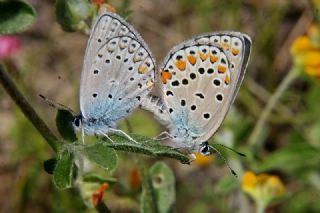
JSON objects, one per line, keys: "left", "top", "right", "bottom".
{"left": 55, "top": 0, "right": 93, "bottom": 32}
{"left": 0, "top": 1, "right": 36, "bottom": 34}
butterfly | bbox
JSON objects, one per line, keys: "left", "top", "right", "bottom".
{"left": 141, "top": 32, "right": 251, "bottom": 158}
{"left": 72, "top": 10, "right": 156, "bottom": 142}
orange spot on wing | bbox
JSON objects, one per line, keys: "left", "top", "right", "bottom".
{"left": 175, "top": 60, "right": 186, "bottom": 71}
{"left": 225, "top": 75, "right": 230, "bottom": 85}
{"left": 231, "top": 48, "right": 240, "bottom": 56}
{"left": 138, "top": 65, "right": 148, "bottom": 74}
{"left": 199, "top": 52, "right": 208, "bottom": 61}
{"left": 218, "top": 65, "right": 227, "bottom": 73}
{"left": 210, "top": 55, "right": 218, "bottom": 63}
{"left": 187, "top": 55, "right": 197, "bottom": 65}
{"left": 222, "top": 43, "right": 230, "bottom": 50}
{"left": 161, "top": 70, "right": 172, "bottom": 84}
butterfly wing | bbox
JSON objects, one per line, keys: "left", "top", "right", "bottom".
{"left": 80, "top": 12, "right": 155, "bottom": 123}
{"left": 159, "top": 32, "right": 251, "bottom": 143}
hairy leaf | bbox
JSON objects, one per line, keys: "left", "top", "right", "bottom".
{"left": 102, "top": 134, "right": 190, "bottom": 164}
{"left": 53, "top": 150, "right": 74, "bottom": 189}
{"left": 83, "top": 143, "right": 118, "bottom": 171}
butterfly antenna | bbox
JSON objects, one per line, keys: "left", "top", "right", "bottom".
{"left": 209, "top": 145, "right": 238, "bottom": 177}
{"left": 213, "top": 143, "right": 246, "bottom": 157}
{"left": 39, "top": 94, "right": 76, "bottom": 115}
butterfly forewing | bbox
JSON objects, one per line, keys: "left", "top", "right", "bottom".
{"left": 159, "top": 32, "right": 251, "bottom": 142}
{"left": 80, "top": 12, "right": 155, "bottom": 122}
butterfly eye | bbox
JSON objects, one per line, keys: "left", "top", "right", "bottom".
{"left": 73, "top": 116, "right": 82, "bottom": 128}
{"left": 199, "top": 141, "right": 213, "bottom": 156}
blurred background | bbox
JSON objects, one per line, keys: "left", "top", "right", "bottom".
{"left": 1, "top": 0, "right": 320, "bottom": 212}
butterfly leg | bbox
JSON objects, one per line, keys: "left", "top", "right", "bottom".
{"left": 109, "top": 128, "right": 139, "bottom": 144}
{"left": 99, "top": 131, "right": 116, "bottom": 145}
{"left": 82, "top": 127, "right": 85, "bottom": 144}
{"left": 153, "top": 131, "right": 173, "bottom": 141}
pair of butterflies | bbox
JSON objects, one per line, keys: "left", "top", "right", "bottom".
{"left": 72, "top": 11, "right": 251, "bottom": 157}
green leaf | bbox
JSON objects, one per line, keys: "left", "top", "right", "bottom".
{"left": 56, "top": 109, "right": 77, "bottom": 142}
{"left": 252, "top": 143, "right": 320, "bottom": 174}
{"left": 283, "top": 189, "right": 320, "bottom": 212}
{"left": 43, "top": 158, "right": 57, "bottom": 175}
{"left": 141, "top": 165, "right": 159, "bottom": 213}
{"left": 55, "top": 0, "right": 93, "bottom": 32}
{"left": 150, "top": 162, "right": 176, "bottom": 213}
{"left": 0, "top": 1, "right": 36, "bottom": 35}
{"left": 104, "top": 134, "right": 190, "bottom": 164}
{"left": 53, "top": 150, "right": 74, "bottom": 189}
{"left": 82, "top": 173, "right": 117, "bottom": 186}
{"left": 83, "top": 143, "right": 118, "bottom": 171}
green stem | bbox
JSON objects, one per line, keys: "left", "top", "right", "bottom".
{"left": 248, "top": 67, "right": 301, "bottom": 149}
{"left": 256, "top": 201, "right": 266, "bottom": 213}
{"left": 0, "top": 64, "right": 61, "bottom": 152}
{"left": 125, "top": 118, "right": 133, "bottom": 133}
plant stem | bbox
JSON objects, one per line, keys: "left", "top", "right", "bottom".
{"left": 125, "top": 118, "right": 133, "bottom": 133}
{"left": 248, "top": 67, "right": 301, "bottom": 149}
{"left": 0, "top": 64, "right": 61, "bottom": 152}
{"left": 256, "top": 201, "right": 266, "bottom": 213}
{"left": 95, "top": 201, "right": 112, "bottom": 213}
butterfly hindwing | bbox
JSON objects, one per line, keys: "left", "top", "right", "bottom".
{"left": 80, "top": 12, "right": 155, "bottom": 123}
{"left": 159, "top": 32, "right": 251, "bottom": 143}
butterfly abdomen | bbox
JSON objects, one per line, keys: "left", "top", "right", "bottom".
{"left": 140, "top": 94, "right": 171, "bottom": 125}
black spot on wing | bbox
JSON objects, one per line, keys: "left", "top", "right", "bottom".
{"left": 216, "top": 94, "right": 223, "bottom": 102}
{"left": 166, "top": 91, "right": 174, "bottom": 96}
{"left": 195, "top": 93, "right": 205, "bottom": 99}
{"left": 171, "top": 80, "right": 180, "bottom": 87}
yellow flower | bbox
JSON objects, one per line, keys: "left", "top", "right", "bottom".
{"left": 290, "top": 36, "right": 314, "bottom": 55}
{"left": 193, "top": 153, "right": 215, "bottom": 166}
{"left": 304, "top": 51, "right": 320, "bottom": 78}
{"left": 291, "top": 24, "right": 320, "bottom": 79}
{"left": 312, "top": 0, "right": 320, "bottom": 9}
{"left": 242, "top": 171, "right": 285, "bottom": 209}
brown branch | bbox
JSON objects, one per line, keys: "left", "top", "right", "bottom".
{"left": 0, "top": 64, "right": 61, "bottom": 152}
